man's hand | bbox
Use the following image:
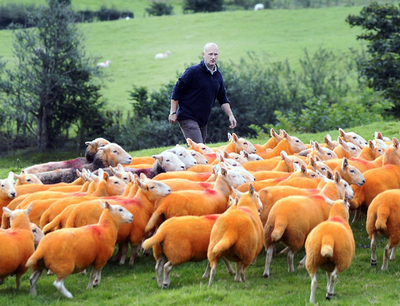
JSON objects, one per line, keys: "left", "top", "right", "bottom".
{"left": 229, "top": 115, "right": 237, "bottom": 129}
{"left": 169, "top": 113, "right": 177, "bottom": 125}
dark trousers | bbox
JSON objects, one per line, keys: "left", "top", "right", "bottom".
{"left": 178, "top": 119, "right": 208, "bottom": 144}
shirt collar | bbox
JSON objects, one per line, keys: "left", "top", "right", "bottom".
{"left": 202, "top": 60, "right": 217, "bottom": 75}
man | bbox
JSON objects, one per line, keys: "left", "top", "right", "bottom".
{"left": 168, "top": 42, "right": 237, "bottom": 144}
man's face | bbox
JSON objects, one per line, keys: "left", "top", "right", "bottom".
{"left": 203, "top": 45, "right": 219, "bottom": 69}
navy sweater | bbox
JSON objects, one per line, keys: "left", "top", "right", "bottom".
{"left": 171, "top": 60, "right": 230, "bottom": 126}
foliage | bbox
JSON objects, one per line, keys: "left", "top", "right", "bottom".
{"left": 146, "top": 0, "right": 174, "bottom": 16}
{"left": 346, "top": 2, "right": 400, "bottom": 116}
{"left": 0, "top": 0, "right": 105, "bottom": 151}
{"left": 0, "top": 3, "right": 37, "bottom": 29}
{"left": 182, "top": 0, "right": 224, "bottom": 13}
{"left": 261, "top": 89, "right": 393, "bottom": 133}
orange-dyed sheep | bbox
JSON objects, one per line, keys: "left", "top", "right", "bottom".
{"left": 305, "top": 199, "right": 355, "bottom": 303}
{"left": 26, "top": 201, "right": 133, "bottom": 299}
{"left": 0, "top": 205, "right": 35, "bottom": 289}
{"left": 207, "top": 184, "right": 263, "bottom": 286}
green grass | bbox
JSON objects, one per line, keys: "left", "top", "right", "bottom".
{"left": 0, "top": 5, "right": 366, "bottom": 112}
{"left": 1, "top": 121, "right": 400, "bottom": 304}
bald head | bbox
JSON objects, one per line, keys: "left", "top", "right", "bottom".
{"left": 202, "top": 43, "right": 219, "bottom": 71}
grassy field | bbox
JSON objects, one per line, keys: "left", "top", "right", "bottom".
{"left": 0, "top": 5, "right": 366, "bottom": 112}
{"left": 0, "top": 121, "right": 400, "bottom": 305}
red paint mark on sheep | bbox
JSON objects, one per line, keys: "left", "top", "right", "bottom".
{"left": 204, "top": 215, "right": 219, "bottom": 221}
{"left": 204, "top": 189, "right": 217, "bottom": 196}
{"left": 329, "top": 217, "right": 345, "bottom": 224}
{"left": 349, "top": 158, "right": 369, "bottom": 165}
{"left": 200, "top": 182, "right": 212, "bottom": 188}
{"left": 88, "top": 225, "right": 102, "bottom": 236}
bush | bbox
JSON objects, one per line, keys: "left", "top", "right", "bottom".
{"left": 0, "top": 3, "right": 37, "bottom": 29}
{"left": 183, "top": 0, "right": 224, "bottom": 13}
{"left": 146, "top": 1, "right": 174, "bottom": 16}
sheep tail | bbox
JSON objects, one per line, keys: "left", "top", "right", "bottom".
{"left": 142, "top": 230, "right": 166, "bottom": 250}
{"left": 270, "top": 216, "right": 287, "bottom": 242}
{"left": 25, "top": 250, "right": 44, "bottom": 268}
{"left": 42, "top": 213, "right": 63, "bottom": 234}
{"left": 212, "top": 234, "right": 236, "bottom": 257}
{"left": 320, "top": 235, "right": 334, "bottom": 258}
{"left": 375, "top": 205, "right": 390, "bottom": 232}
{"left": 145, "top": 209, "right": 162, "bottom": 233}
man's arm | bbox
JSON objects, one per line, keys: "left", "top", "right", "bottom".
{"left": 169, "top": 99, "right": 179, "bottom": 125}
{"left": 221, "top": 103, "right": 237, "bottom": 129}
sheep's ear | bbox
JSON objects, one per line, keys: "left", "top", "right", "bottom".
{"left": 280, "top": 150, "right": 288, "bottom": 160}
{"left": 232, "top": 133, "right": 238, "bottom": 142}
{"left": 232, "top": 187, "right": 242, "bottom": 199}
{"left": 139, "top": 173, "right": 147, "bottom": 181}
{"left": 323, "top": 195, "right": 334, "bottom": 206}
{"left": 393, "top": 137, "right": 400, "bottom": 149}
{"left": 8, "top": 171, "right": 14, "bottom": 181}
{"left": 212, "top": 165, "right": 221, "bottom": 175}
{"left": 2, "top": 207, "right": 12, "bottom": 217}
{"left": 301, "top": 164, "right": 307, "bottom": 174}
{"left": 25, "top": 203, "right": 33, "bottom": 214}
{"left": 341, "top": 157, "right": 349, "bottom": 170}
{"left": 334, "top": 171, "right": 342, "bottom": 183}
{"left": 249, "top": 183, "right": 255, "bottom": 195}
{"left": 99, "top": 201, "right": 106, "bottom": 209}
{"left": 326, "top": 170, "right": 334, "bottom": 180}
{"left": 220, "top": 167, "right": 228, "bottom": 176}
{"left": 293, "top": 162, "right": 301, "bottom": 172}
{"left": 228, "top": 195, "right": 238, "bottom": 207}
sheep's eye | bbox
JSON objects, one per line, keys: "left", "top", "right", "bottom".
{"left": 1, "top": 184, "right": 4, "bottom": 188}
{"left": 113, "top": 150, "right": 118, "bottom": 154}
{"left": 294, "top": 161, "right": 299, "bottom": 164}
{"left": 351, "top": 147, "right": 356, "bottom": 151}
{"left": 150, "top": 186, "right": 155, "bottom": 189}
{"left": 166, "top": 159, "right": 170, "bottom": 162}
{"left": 114, "top": 181, "right": 120, "bottom": 185}
{"left": 179, "top": 153, "right": 183, "bottom": 156}
{"left": 201, "top": 148, "right": 206, "bottom": 150}
{"left": 321, "top": 167, "right": 326, "bottom": 171}
{"left": 350, "top": 170, "right": 355, "bottom": 174}
{"left": 32, "top": 229, "right": 37, "bottom": 233}
{"left": 353, "top": 136, "right": 357, "bottom": 139}
{"left": 327, "top": 153, "right": 332, "bottom": 156}
{"left": 27, "top": 179, "right": 32, "bottom": 182}
{"left": 119, "top": 208, "right": 123, "bottom": 212}
{"left": 295, "top": 140, "right": 300, "bottom": 143}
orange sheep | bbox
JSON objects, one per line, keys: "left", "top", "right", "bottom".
{"left": 14, "top": 170, "right": 43, "bottom": 185}
{"left": 0, "top": 205, "right": 35, "bottom": 289}
{"left": 142, "top": 214, "right": 235, "bottom": 288}
{"left": 358, "top": 140, "right": 385, "bottom": 161}
{"left": 305, "top": 199, "right": 355, "bottom": 303}
{"left": 26, "top": 201, "right": 133, "bottom": 299}
{"left": 207, "top": 184, "right": 263, "bottom": 286}
{"left": 256, "top": 131, "right": 308, "bottom": 159}
{"left": 350, "top": 138, "right": 400, "bottom": 216}
{"left": 366, "top": 189, "right": 400, "bottom": 270}
{"left": 333, "top": 137, "right": 362, "bottom": 159}
{"left": 262, "top": 171, "right": 354, "bottom": 278}
{"left": 145, "top": 166, "right": 245, "bottom": 233}
{"left": 254, "top": 128, "right": 282, "bottom": 153}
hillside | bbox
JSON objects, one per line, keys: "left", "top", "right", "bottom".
{"left": 0, "top": 5, "right": 365, "bottom": 112}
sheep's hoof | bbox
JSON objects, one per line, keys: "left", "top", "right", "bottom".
{"left": 371, "top": 260, "right": 377, "bottom": 266}
{"left": 326, "top": 293, "right": 333, "bottom": 301}
{"left": 162, "top": 283, "right": 169, "bottom": 289}
{"left": 262, "top": 273, "right": 269, "bottom": 278}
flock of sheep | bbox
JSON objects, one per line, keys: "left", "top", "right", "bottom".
{"left": 0, "top": 128, "right": 398, "bottom": 302}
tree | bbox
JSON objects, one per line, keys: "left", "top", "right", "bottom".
{"left": 346, "top": 2, "right": 400, "bottom": 115}
{"left": 0, "top": 0, "right": 104, "bottom": 151}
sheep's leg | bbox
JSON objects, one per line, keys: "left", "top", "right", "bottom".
{"left": 155, "top": 255, "right": 166, "bottom": 287}
{"left": 382, "top": 243, "right": 391, "bottom": 271}
{"left": 208, "top": 261, "right": 218, "bottom": 287}
{"left": 370, "top": 232, "right": 377, "bottom": 266}
{"left": 87, "top": 268, "right": 97, "bottom": 289}
{"left": 54, "top": 277, "right": 73, "bottom": 299}
{"left": 15, "top": 274, "right": 22, "bottom": 290}
{"left": 47, "top": 269, "right": 54, "bottom": 275}
{"left": 120, "top": 242, "right": 129, "bottom": 265}
{"left": 234, "top": 262, "right": 241, "bottom": 282}
{"left": 351, "top": 208, "right": 360, "bottom": 223}
{"left": 309, "top": 273, "right": 317, "bottom": 304}
{"left": 298, "top": 254, "right": 307, "bottom": 269}
{"left": 129, "top": 245, "right": 139, "bottom": 266}
{"left": 162, "top": 261, "right": 173, "bottom": 289}
{"left": 222, "top": 257, "right": 235, "bottom": 275}
{"left": 287, "top": 249, "right": 295, "bottom": 272}
{"left": 240, "top": 264, "right": 247, "bottom": 283}
{"left": 30, "top": 269, "right": 43, "bottom": 296}
{"left": 263, "top": 244, "right": 274, "bottom": 278}
{"left": 390, "top": 246, "right": 397, "bottom": 261}
{"left": 326, "top": 267, "right": 337, "bottom": 300}
{"left": 202, "top": 262, "right": 211, "bottom": 279}
{"left": 92, "top": 268, "right": 103, "bottom": 287}
{"left": 279, "top": 246, "right": 290, "bottom": 255}
{"left": 0, "top": 278, "right": 4, "bottom": 286}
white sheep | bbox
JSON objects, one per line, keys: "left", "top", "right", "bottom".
{"left": 155, "top": 51, "right": 171, "bottom": 59}
{"left": 254, "top": 3, "right": 264, "bottom": 11}
{"left": 97, "top": 60, "right": 111, "bottom": 68}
